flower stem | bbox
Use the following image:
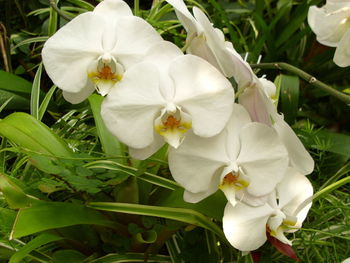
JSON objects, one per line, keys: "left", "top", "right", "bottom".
{"left": 49, "top": 0, "right": 72, "bottom": 21}
{"left": 294, "top": 176, "right": 350, "bottom": 215}
{"left": 250, "top": 62, "right": 350, "bottom": 105}
{"left": 134, "top": 0, "right": 140, "bottom": 16}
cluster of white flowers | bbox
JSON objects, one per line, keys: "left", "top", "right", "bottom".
{"left": 308, "top": 0, "right": 350, "bottom": 67}
{"left": 42, "top": 0, "right": 314, "bottom": 253}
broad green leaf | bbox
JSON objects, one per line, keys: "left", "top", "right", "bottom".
{"left": 88, "top": 94, "right": 125, "bottom": 159}
{"left": 88, "top": 202, "right": 225, "bottom": 240}
{"left": 38, "top": 85, "right": 57, "bottom": 121}
{"left": 90, "top": 253, "right": 171, "bottom": 263}
{"left": 0, "top": 208, "right": 16, "bottom": 235}
{"left": 0, "top": 70, "right": 32, "bottom": 96}
{"left": 275, "top": 74, "right": 299, "bottom": 124}
{"left": 0, "top": 90, "right": 29, "bottom": 110}
{"left": 0, "top": 174, "right": 39, "bottom": 209}
{"left": 11, "top": 202, "right": 115, "bottom": 239}
{"left": 51, "top": 250, "right": 86, "bottom": 263}
{"left": 9, "top": 233, "right": 63, "bottom": 263}
{"left": 31, "top": 63, "right": 43, "bottom": 119}
{"left": 0, "top": 112, "right": 73, "bottom": 158}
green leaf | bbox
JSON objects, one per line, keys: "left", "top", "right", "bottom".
{"left": 0, "top": 112, "right": 73, "bottom": 158}
{"left": 135, "top": 230, "right": 157, "bottom": 244}
{"left": 31, "top": 64, "right": 43, "bottom": 120}
{"left": 85, "top": 160, "right": 180, "bottom": 191}
{"left": 88, "top": 202, "right": 225, "bottom": 240}
{"left": 11, "top": 202, "right": 115, "bottom": 239}
{"left": 48, "top": 1, "right": 58, "bottom": 36}
{"left": 0, "top": 208, "right": 16, "bottom": 235}
{"left": 0, "top": 90, "right": 29, "bottom": 110}
{"left": 90, "top": 253, "right": 171, "bottom": 263}
{"left": 51, "top": 250, "right": 86, "bottom": 263}
{"left": 38, "top": 85, "right": 57, "bottom": 121}
{"left": 88, "top": 94, "right": 125, "bottom": 159}
{"left": 66, "top": 0, "right": 95, "bottom": 11}
{"left": 9, "top": 233, "right": 63, "bottom": 263}
{"left": 299, "top": 129, "right": 350, "bottom": 157}
{"left": 275, "top": 74, "right": 299, "bottom": 124}
{"left": 275, "top": 2, "right": 308, "bottom": 47}
{"left": 0, "top": 174, "right": 39, "bottom": 209}
{"left": 0, "top": 70, "right": 32, "bottom": 96}
{"left": 158, "top": 189, "right": 226, "bottom": 221}
{"left": 11, "top": 36, "right": 49, "bottom": 52}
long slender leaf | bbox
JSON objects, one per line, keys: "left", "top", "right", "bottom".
{"left": 88, "top": 202, "right": 226, "bottom": 240}
{"left": 88, "top": 94, "right": 125, "bottom": 159}
{"left": 89, "top": 253, "right": 171, "bottom": 263}
{"left": 11, "top": 37, "right": 49, "bottom": 52}
{"left": 30, "top": 63, "right": 43, "bottom": 120}
{"left": 85, "top": 160, "right": 180, "bottom": 190}
{"left": 48, "top": 0, "right": 58, "bottom": 36}
{"left": 66, "top": 0, "right": 94, "bottom": 11}
{"left": 9, "top": 233, "right": 62, "bottom": 263}
{"left": 38, "top": 85, "right": 57, "bottom": 121}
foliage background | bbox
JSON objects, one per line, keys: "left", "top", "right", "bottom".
{"left": 0, "top": 0, "right": 349, "bottom": 262}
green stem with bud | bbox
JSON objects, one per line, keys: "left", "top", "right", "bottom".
{"left": 250, "top": 62, "right": 350, "bottom": 105}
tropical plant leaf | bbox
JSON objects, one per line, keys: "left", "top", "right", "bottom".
{"left": 10, "top": 201, "right": 115, "bottom": 239}
{"left": 0, "top": 112, "right": 73, "bottom": 158}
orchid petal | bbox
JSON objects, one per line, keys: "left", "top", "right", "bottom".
{"left": 93, "top": 0, "right": 133, "bottom": 18}
{"left": 223, "top": 202, "right": 274, "bottom": 251}
{"left": 42, "top": 13, "right": 104, "bottom": 93}
{"left": 183, "top": 177, "right": 220, "bottom": 203}
{"left": 239, "top": 85, "right": 272, "bottom": 125}
{"left": 224, "top": 104, "right": 252, "bottom": 159}
{"left": 334, "top": 29, "right": 350, "bottom": 67}
{"left": 165, "top": 0, "right": 199, "bottom": 36}
{"left": 168, "top": 130, "right": 229, "bottom": 195}
{"left": 128, "top": 133, "right": 164, "bottom": 160}
{"left": 101, "top": 62, "right": 165, "bottom": 149}
{"left": 170, "top": 55, "right": 234, "bottom": 137}
{"left": 144, "top": 41, "right": 183, "bottom": 100}
{"left": 236, "top": 123, "right": 289, "bottom": 197}
{"left": 277, "top": 168, "right": 313, "bottom": 229}
{"left": 192, "top": 7, "right": 252, "bottom": 81}
{"left": 273, "top": 115, "right": 314, "bottom": 175}
{"left": 308, "top": 5, "right": 350, "bottom": 47}
{"left": 62, "top": 82, "right": 95, "bottom": 104}
{"left": 112, "top": 17, "right": 163, "bottom": 68}
{"left": 187, "top": 36, "right": 222, "bottom": 72}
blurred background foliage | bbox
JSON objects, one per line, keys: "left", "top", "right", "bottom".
{"left": 0, "top": 0, "right": 349, "bottom": 262}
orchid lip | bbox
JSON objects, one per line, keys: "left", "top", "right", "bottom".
{"left": 154, "top": 107, "right": 192, "bottom": 148}
{"left": 88, "top": 56, "right": 124, "bottom": 96}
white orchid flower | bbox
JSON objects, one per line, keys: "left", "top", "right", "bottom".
{"left": 42, "top": 0, "right": 162, "bottom": 103}
{"left": 165, "top": 0, "right": 253, "bottom": 86}
{"left": 168, "top": 104, "right": 289, "bottom": 207}
{"left": 223, "top": 168, "right": 313, "bottom": 251}
{"left": 239, "top": 77, "right": 314, "bottom": 175}
{"left": 101, "top": 42, "right": 234, "bottom": 159}
{"left": 308, "top": 0, "right": 350, "bottom": 67}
